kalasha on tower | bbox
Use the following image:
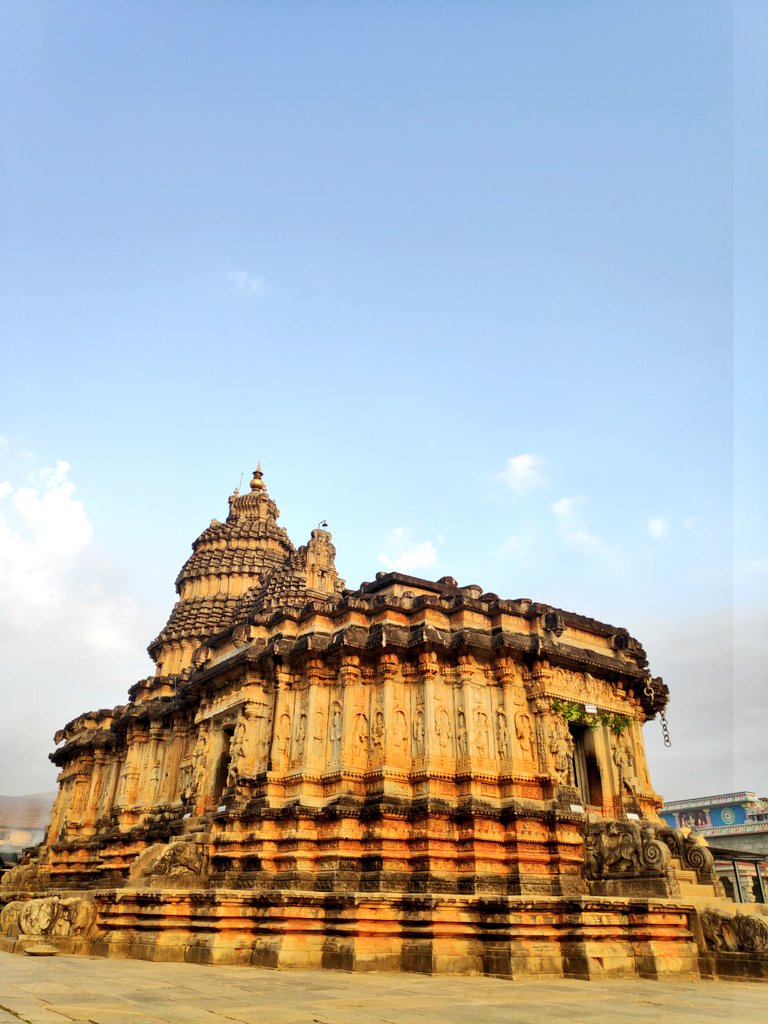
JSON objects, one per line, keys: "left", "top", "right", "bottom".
{"left": 2, "top": 468, "right": 763, "bottom": 979}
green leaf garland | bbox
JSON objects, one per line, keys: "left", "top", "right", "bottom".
{"left": 550, "top": 698, "right": 631, "bottom": 735}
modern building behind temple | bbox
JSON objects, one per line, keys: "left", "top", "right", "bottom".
{"left": 2, "top": 467, "right": 766, "bottom": 981}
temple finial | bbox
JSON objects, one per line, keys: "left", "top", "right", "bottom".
{"left": 249, "top": 463, "right": 265, "bottom": 492}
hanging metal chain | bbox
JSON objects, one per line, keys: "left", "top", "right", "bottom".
{"left": 644, "top": 680, "right": 672, "bottom": 747}
{"left": 659, "top": 708, "right": 672, "bottom": 747}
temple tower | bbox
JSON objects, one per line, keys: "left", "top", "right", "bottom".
{"left": 149, "top": 467, "right": 296, "bottom": 675}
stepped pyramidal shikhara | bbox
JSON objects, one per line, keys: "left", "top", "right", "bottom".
{"left": 3, "top": 467, "right": 765, "bottom": 980}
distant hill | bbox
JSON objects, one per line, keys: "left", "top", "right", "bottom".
{"left": 0, "top": 792, "right": 56, "bottom": 829}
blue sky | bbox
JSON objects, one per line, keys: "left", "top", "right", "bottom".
{"left": 1, "top": 1, "right": 765, "bottom": 801}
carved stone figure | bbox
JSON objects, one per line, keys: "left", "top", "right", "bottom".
{"left": 413, "top": 708, "right": 425, "bottom": 756}
{"left": 232, "top": 717, "right": 247, "bottom": 757}
{"left": 549, "top": 719, "right": 574, "bottom": 784}
{"left": 0, "top": 901, "right": 23, "bottom": 934}
{"left": 701, "top": 909, "right": 768, "bottom": 953}
{"left": 191, "top": 645, "right": 212, "bottom": 669}
{"left": 180, "top": 763, "right": 193, "bottom": 802}
{"left": 232, "top": 623, "right": 252, "bottom": 648}
{"left": 276, "top": 713, "right": 292, "bottom": 767}
{"left": 295, "top": 713, "right": 308, "bottom": 758}
{"left": 0, "top": 860, "right": 46, "bottom": 891}
{"left": 393, "top": 708, "right": 408, "bottom": 754}
{"left": 435, "top": 706, "right": 451, "bottom": 754}
{"left": 475, "top": 710, "right": 489, "bottom": 758}
{"left": 353, "top": 713, "right": 369, "bottom": 762}
{"left": 330, "top": 702, "right": 343, "bottom": 760}
{"left": 372, "top": 708, "right": 385, "bottom": 749}
{"left": 612, "top": 733, "right": 638, "bottom": 794}
{"left": 515, "top": 711, "right": 534, "bottom": 757}
{"left": 496, "top": 710, "right": 509, "bottom": 759}
{"left": 226, "top": 718, "right": 247, "bottom": 787}
{"left": 457, "top": 711, "right": 468, "bottom": 758}
{"left": 313, "top": 708, "right": 326, "bottom": 751}
{"left": 152, "top": 842, "right": 202, "bottom": 878}
{"left": 584, "top": 819, "right": 670, "bottom": 879}
{"left": 116, "top": 766, "right": 129, "bottom": 804}
{"left": 0, "top": 896, "right": 96, "bottom": 939}
{"left": 192, "top": 732, "right": 208, "bottom": 791}
{"left": 59, "top": 897, "right": 98, "bottom": 936}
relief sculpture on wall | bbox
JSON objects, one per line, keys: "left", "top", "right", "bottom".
{"left": 435, "top": 705, "right": 451, "bottom": 754}
{"left": 549, "top": 717, "right": 574, "bottom": 785}
{"left": 514, "top": 711, "right": 534, "bottom": 760}
{"left": 330, "top": 702, "right": 343, "bottom": 762}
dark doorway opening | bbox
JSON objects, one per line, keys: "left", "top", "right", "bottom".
{"left": 212, "top": 727, "right": 233, "bottom": 801}
{"left": 569, "top": 724, "right": 603, "bottom": 808}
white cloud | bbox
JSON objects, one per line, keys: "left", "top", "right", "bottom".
{"left": 227, "top": 270, "right": 266, "bottom": 295}
{"left": 497, "top": 454, "right": 547, "bottom": 495}
{"left": 378, "top": 527, "right": 439, "bottom": 574}
{"left": 647, "top": 517, "right": 669, "bottom": 540}
{"left": 551, "top": 495, "right": 607, "bottom": 553}
{"left": 501, "top": 534, "right": 528, "bottom": 553}
{"left": 0, "top": 461, "right": 143, "bottom": 641}
{"left": 0, "top": 461, "right": 93, "bottom": 606}
{"left": 0, "top": 435, "right": 8, "bottom": 448}
{"left": 0, "top": 457, "right": 154, "bottom": 793}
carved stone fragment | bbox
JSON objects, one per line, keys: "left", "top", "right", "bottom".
{"left": 152, "top": 842, "right": 202, "bottom": 878}
{"left": 0, "top": 896, "right": 96, "bottom": 938}
{"left": 656, "top": 826, "right": 718, "bottom": 886}
{"left": 584, "top": 819, "right": 670, "bottom": 880}
{"left": 701, "top": 908, "right": 768, "bottom": 953}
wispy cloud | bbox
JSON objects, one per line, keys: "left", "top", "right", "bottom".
{"left": 227, "top": 270, "right": 266, "bottom": 295}
{"left": 0, "top": 460, "right": 93, "bottom": 604}
{"left": 496, "top": 454, "right": 547, "bottom": 495}
{"left": 378, "top": 527, "right": 440, "bottom": 574}
{"left": 647, "top": 516, "right": 669, "bottom": 540}
{"left": 501, "top": 534, "right": 529, "bottom": 554}
{"left": 0, "top": 455, "right": 152, "bottom": 792}
{"left": 551, "top": 495, "right": 606, "bottom": 553}
{"left": 0, "top": 458, "right": 141, "bottom": 645}
{"left": 682, "top": 515, "right": 706, "bottom": 539}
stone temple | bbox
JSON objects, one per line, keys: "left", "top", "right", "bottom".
{"left": 2, "top": 468, "right": 767, "bottom": 979}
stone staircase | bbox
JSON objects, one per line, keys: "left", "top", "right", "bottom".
{"left": 670, "top": 855, "right": 724, "bottom": 905}
{"left": 180, "top": 814, "right": 210, "bottom": 840}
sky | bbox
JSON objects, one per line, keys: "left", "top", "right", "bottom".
{"left": 1, "top": 1, "right": 765, "bottom": 803}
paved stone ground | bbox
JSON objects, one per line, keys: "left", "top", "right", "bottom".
{"left": 1, "top": 953, "right": 767, "bottom": 1024}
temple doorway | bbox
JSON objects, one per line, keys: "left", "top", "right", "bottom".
{"left": 212, "top": 727, "right": 233, "bottom": 802}
{"left": 569, "top": 724, "right": 603, "bottom": 808}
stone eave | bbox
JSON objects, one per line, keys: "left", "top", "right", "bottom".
{"left": 184, "top": 619, "right": 652, "bottom": 690}
{"left": 49, "top": 726, "right": 119, "bottom": 766}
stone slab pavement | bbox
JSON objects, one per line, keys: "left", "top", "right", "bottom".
{"left": 1, "top": 953, "right": 767, "bottom": 1024}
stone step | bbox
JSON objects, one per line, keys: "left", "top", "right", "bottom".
{"left": 678, "top": 882, "right": 719, "bottom": 898}
{"left": 674, "top": 868, "right": 698, "bottom": 885}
